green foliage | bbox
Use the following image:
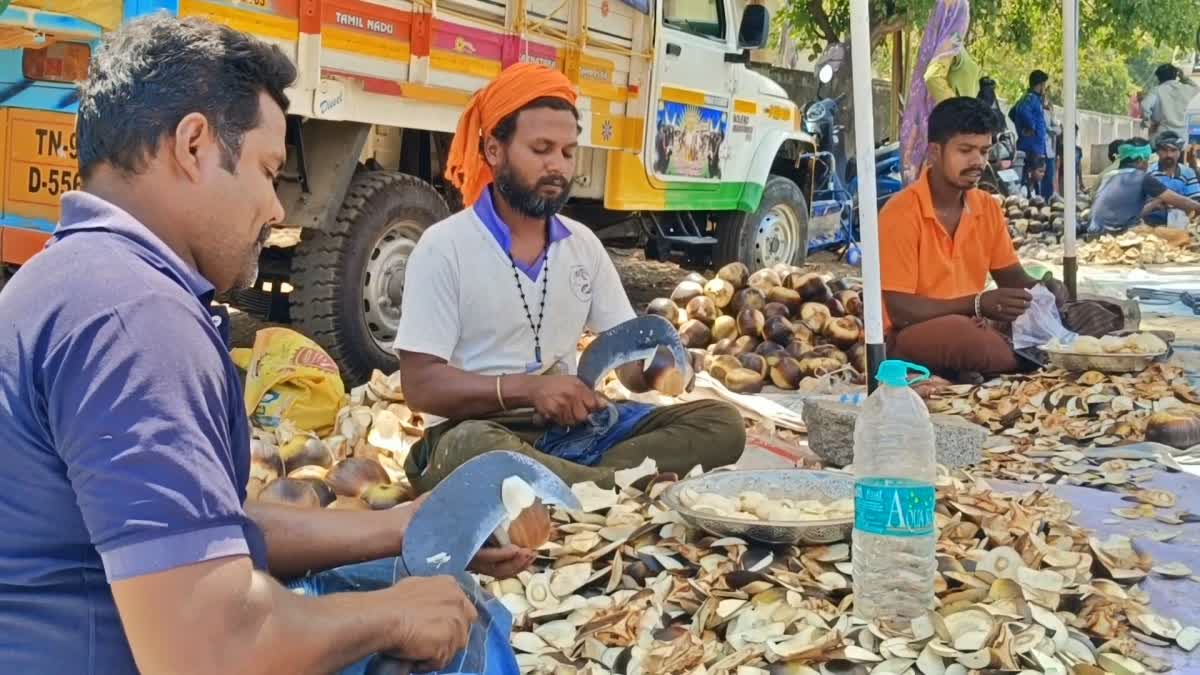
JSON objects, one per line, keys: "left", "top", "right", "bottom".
{"left": 1126, "top": 43, "right": 1182, "bottom": 92}
{"left": 779, "top": 0, "right": 1199, "bottom": 116}
{"left": 1076, "top": 54, "right": 1136, "bottom": 115}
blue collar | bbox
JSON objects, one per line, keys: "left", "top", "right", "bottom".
{"left": 52, "top": 191, "right": 216, "bottom": 302}
{"left": 473, "top": 185, "right": 571, "bottom": 280}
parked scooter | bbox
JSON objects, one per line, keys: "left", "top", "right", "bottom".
{"left": 798, "top": 52, "right": 902, "bottom": 263}
{"left": 980, "top": 129, "right": 1025, "bottom": 196}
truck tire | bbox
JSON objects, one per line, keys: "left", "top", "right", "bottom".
{"left": 290, "top": 171, "right": 450, "bottom": 386}
{"left": 716, "top": 175, "right": 810, "bottom": 269}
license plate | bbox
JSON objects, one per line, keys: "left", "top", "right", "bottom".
{"left": 999, "top": 169, "right": 1020, "bottom": 183}
{"left": 6, "top": 110, "right": 80, "bottom": 214}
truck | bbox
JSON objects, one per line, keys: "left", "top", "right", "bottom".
{"left": 0, "top": 0, "right": 821, "bottom": 384}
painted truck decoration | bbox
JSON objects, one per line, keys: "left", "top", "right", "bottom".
{"left": 0, "top": 0, "right": 822, "bottom": 384}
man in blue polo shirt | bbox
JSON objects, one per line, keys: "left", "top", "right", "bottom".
{"left": 1146, "top": 130, "right": 1200, "bottom": 225}
{"left": 0, "top": 15, "right": 530, "bottom": 674}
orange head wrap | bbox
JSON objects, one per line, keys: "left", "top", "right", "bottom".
{"left": 444, "top": 63, "right": 578, "bottom": 207}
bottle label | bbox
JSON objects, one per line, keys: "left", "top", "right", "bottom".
{"left": 854, "top": 477, "right": 936, "bottom": 538}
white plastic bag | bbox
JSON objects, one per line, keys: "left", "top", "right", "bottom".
{"left": 1012, "top": 285, "right": 1078, "bottom": 350}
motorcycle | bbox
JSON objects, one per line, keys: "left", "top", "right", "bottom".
{"left": 980, "top": 128, "right": 1025, "bottom": 197}
{"left": 798, "top": 54, "right": 902, "bottom": 263}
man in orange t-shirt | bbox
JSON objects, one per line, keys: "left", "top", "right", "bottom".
{"left": 880, "top": 97, "right": 1067, "bottom": 378}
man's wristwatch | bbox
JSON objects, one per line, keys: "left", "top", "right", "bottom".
{"left": 974, "top": 293, "right": 984, "bottom": 319}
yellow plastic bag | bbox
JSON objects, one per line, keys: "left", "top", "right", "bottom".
{"left": 231, "top": 328, "right": 346, "bottom": 436}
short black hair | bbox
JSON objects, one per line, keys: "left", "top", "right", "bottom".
{"left": 1026, "top": 156, "right": 1046, "bottom": 172}
{"left": 1155, "top": 129, "right": 1184, "bottom": 149}
{"left": 1029, "top": 70, "right": 1049, "bottom": 89}
{"left": 1107, "top": 138, "right": 1125, "bottom": 161}
{"left": 490, "top": 97, "right": 580, "bottom": 145}
{"left": 77, "top": 13, "right": 296, "bottom": 178}
{"left": 1155, "top": 64, "right": 1179, "bottom": 84}
{"left": 928, "top": 97, "right": 1002, "bottom": 145}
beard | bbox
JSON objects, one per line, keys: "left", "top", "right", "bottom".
{"left": 494, "top": 162, "right": 572, "bottom": 219}
{"left": 233, "top": 225, "right": 271, "bottom": 290}
{"left": 1160, "top": 157, "right": 1178, "bottom": 172}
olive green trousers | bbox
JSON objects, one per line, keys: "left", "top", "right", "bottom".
{"left": 404, "top": 400, "right": 746, "bottom": 494}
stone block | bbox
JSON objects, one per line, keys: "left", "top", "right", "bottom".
{"left": 801, "top": 400, "right": 986, "bottom": 469}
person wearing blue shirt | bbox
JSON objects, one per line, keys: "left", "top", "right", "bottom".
{"left": 1089, "top": 140, "right": 1200, "bottom": 234}
{"left": 1146, "top": 130, "right": 1200, "bottom": 224}
{"left": 1009, "top": 70, "right": 1050, "bottom": 196}
{"left": 0, "top": 15, "right": 532, "bottom": 675}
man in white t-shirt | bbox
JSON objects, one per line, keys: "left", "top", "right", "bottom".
{"left": 393, "top": 64, "right": 744, "bottom": 493}
{"left": 1145, "top": 64, "right": 1200, "bottom": 140}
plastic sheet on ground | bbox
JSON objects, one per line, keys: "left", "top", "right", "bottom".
{"left": 683, "top": 372, "right": 808, "bottom": 432}
{"left": 996, "top": 471, "right": 1200, "bottom": 671}
{"left": 1036, "top": 261, "right": 1200, "bottom": 319}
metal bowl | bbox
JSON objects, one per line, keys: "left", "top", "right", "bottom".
{"left": 660, "top": 469, "right": 854, "bottom": 545}
{"left": 1043, "top": 347, "right": 1167, "bottom": 374}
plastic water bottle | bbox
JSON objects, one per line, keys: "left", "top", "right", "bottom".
{"left": 852, "top": 360, "right": 938, "bottom": 630}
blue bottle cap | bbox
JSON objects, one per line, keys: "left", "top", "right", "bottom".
{"left": 876, "top": 359, "right": 931, "bottom": 387}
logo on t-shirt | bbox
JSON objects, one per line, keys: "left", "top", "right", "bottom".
{"left": 569, "top": 265, "right": 592, "bottom": 302}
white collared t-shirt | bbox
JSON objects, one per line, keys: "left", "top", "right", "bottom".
{"left": 393, "top": 208, "right": 635, "bottom": 426}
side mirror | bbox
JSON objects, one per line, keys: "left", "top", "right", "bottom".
{"left": 818, "top": 63, "right": 834, "bottom": 84}
{"left": 738, "top": 4, "right": 770, "bottom": 50}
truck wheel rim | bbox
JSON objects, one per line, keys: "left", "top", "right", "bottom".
{"left": 362, "top": 220, "right": 423, "bottom": 352}
{"left": 754, "top": 204, "right": 801, "bottom": 268}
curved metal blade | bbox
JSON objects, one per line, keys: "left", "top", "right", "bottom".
{"left": 576, "top": 314, "right": 690, "bottom": 389}
{"left": 401, "top": 451, "right": 580, "bottom": 576}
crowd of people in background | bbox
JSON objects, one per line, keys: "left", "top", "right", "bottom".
{"left": 955, "top": 61, "right": 1200, "bottom": 235}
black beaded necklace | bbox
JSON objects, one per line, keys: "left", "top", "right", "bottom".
{"left": 508, "top": 248, "right": 550, "bottom": 366}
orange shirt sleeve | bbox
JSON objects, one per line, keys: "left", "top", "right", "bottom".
{"left": 879, "top": 194, "right": 920, "bottom": 294}
{"left": 984, "top": 199, "right": 1020, "bottom": 270}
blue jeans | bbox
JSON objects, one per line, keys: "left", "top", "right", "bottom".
{"left": 1041, "top": 157, "right": 1057, "bottom": 199}
{"left": 286, "top": 558, "right": 519, "bottom": 675}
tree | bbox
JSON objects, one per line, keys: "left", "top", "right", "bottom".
{"left": 777, "top": 0, "right": 1200, "bottom": 133}
{"left": 1126, "top": 42, "right": 1183, "bottom": 92}
{"left": 1077, "top": 55, "right": 1135, "bottom": 116}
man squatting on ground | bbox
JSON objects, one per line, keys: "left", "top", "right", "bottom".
{"left": 1089, "top": 137, "right": 1200, "bottom": 234}
{"left": 394, "top": 64, "right": 746, "bottom": 494}
{"left": 880, "top": 97, "right": 1070, "bottom": 379}
{"left": 0, "top": 15, "right": 535, "bottom": 675}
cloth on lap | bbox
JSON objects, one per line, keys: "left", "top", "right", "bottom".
{"left": 535, "top": 401, "right": 655, "bottom": 466}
